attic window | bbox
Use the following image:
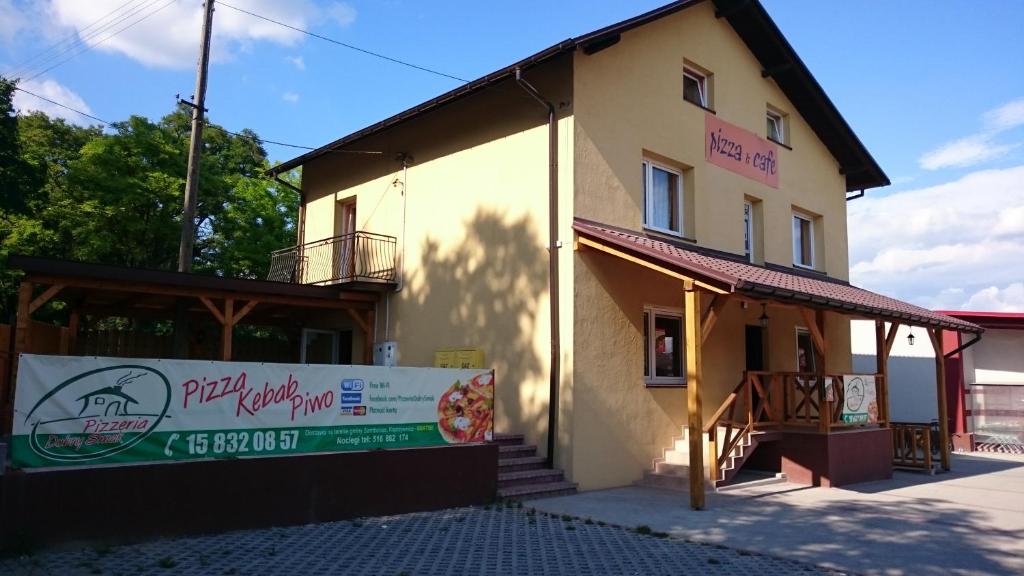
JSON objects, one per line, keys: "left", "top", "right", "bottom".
{"left": 767, "top": 110, "right": 785, "bottom": 143}
{"left": 683, "top": 68, "right": 707, "bottom": 107}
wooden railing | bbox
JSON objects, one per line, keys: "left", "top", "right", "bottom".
{"left": 704, "top": 371, "right": 887, "bottom": 481}
{"left": 891, "top": 422, "right": 936, "bottom": 471}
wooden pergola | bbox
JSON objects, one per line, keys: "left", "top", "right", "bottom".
{"left": 2, "top": 256, "right": 392, "bottom": 432}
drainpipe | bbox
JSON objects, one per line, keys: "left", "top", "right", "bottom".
{"left": 515, "top": 67, "right": 560, "bottom": 468}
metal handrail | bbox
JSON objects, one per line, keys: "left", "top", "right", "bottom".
{"left": 268, "top": 231, "right": 397, "bottom": 284}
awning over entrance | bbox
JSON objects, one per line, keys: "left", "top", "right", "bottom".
{"left": 572, "top": 218, "right": 982, "bottom": 334}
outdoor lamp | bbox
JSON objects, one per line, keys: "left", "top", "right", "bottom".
{"left": 907, "top": 329, "right": 915, "bottom": 346}
{"left": 759, "top": 304, "right": 770, "bottom": 328}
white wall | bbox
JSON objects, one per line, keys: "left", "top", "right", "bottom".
{"left": 851, "top": 320, "right": 938, "bottom": 423}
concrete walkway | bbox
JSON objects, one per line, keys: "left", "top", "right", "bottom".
{"left": 530, "top": 453, "right": 1024, "bottom": 576}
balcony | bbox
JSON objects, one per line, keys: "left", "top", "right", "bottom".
{"left": 267, "top": 231, "right": 397, "bottom": 285}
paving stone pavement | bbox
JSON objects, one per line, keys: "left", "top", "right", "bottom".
{"left": 0, "top": 504, "right": 840, "bottom": 576}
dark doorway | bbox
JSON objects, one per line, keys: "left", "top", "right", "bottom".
{"left": 339, "top": 330, "right": 353, "bottom": 364}
{"left": 745, "top": 325, "right": 765, "bottom": 371}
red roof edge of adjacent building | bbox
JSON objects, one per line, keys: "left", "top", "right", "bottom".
{"left": 935, "top": 310, "right": 1024, "bottom": 331}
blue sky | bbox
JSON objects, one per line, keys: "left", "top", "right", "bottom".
{"left": 2, "top": 0, "right": 1023, "bottom": 311}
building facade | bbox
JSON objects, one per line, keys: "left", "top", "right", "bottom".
{"left": 269, "top": 0, "right": 980, "bottom": 500}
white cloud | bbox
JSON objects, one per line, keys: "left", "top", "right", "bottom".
{"left": 281, "top": 91, "right": 299, "bottom": 103}
{"left": 46, "top": 0, "right": 338, "bottom": 69}
{"left": 962, "top": 283, "right": 1024, "bottom": 312}
{"left": 12, "top": 78, "right": 94, "bottom": 124}
{"left": 0, "top": 0, "right": 30, "bottom": 44}
{"left": 919, "top": 135, "right": 1017, "bottom": 170}
{"left": 984, "top": 98, "right": 1024, "bottom": 132}
{"left": 288, "top": 55, "right": 305, "bottom": 70}
{"left": 849, "top": 165, "right": 1024, "bottom": 311}
{"left": 919, "top": 97, "right": 1024, "bottom": 171}
{"left": 326, "top": 2, "right": 358, "bottom": 27}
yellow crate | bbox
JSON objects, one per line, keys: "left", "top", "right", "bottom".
{"left": 434, "top": 348, "right": 485, "bottom": 369}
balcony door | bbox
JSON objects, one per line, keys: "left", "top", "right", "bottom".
{"left": 338, "top": 199, "right": 357, "bottom": 280}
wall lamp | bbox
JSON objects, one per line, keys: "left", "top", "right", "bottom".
{"left": 759, "top": 303, "right": 770, "bottom": 328}
{"left": 907, "top": 329, "right": 916, "bottom": 346}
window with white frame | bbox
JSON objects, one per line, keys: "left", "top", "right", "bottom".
{"left": 683, "top": 68, "right": 708, "bottom": 107}
{"left": 643, "top": 307, "right": 685, "bottom": 386}
{"left": 767, "top": 109, "right": 785, "bottom": 143}
{"left": 743, "top": 201, "right": 754, "bottom": 262}
{"left": 795, "top": 327, "right": 817, "bottom": 373}
{"left": 792, "top": 212, "right": 815, "bottom": 268}
{"left": 642, "top": 160, "right": 683, "bottom": 235}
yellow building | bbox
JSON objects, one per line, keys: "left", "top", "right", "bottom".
{"left": 269, "top": 0, "right": 980, "bottom": 506}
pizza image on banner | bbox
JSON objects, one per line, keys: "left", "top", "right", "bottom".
{"left": 11, "top": 354, "right": 494, "bottom": 470}
{"left": 437, "top": 372, "right": 494, "bottom": 443}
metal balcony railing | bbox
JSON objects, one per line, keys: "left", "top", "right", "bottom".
{"left": 267, "top": 231, "right": 397, "bottom": 285}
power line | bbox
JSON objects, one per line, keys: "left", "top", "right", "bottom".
{"left": 6, "top": 0, "right": 146, "bottom": 77}
{"left": 23, "top": 0, "right": 179, "bottom": 82}
{"left": 12, "top": 85, "right": 381, "bottom": 156}
{"left": 217, "top": 1, "right": 470, "bottom": 84}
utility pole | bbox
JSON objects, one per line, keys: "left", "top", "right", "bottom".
{"left": 177, "top": 0, "right": 215, "bottom": 272}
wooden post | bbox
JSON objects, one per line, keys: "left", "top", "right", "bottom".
{"left": 684, "top": 285, "right": 705, "bottom": 509}
{"left": 363, "top": 308, "right": 376, "bottom": 365}
{"left": 930, "top": 328, "right": 951, "bottom": 471}
{"left": 7, "top": 281, "right": 33, "bottom": 432}
{"left": 68, "top": 310, "right": 80, "bottom": 356}
{"left": 221, "top": 299, "right": 234, "bottom": 361}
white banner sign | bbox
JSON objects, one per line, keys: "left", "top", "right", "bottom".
{"left": 12, "top": 355, "right": 494, "bottom": 469}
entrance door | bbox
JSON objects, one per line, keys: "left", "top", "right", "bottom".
{"left": 745, "top": 325, "right": 765, "bottom": 371}
{"left": 301, "top": 329, "right": 339, "bottom": 364}
{"left": 338, "top": 200, "right": 357, "bottom": 280}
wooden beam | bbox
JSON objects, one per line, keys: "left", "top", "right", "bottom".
{"left": 701, "top": 295, "right": 728, "bottom": 344}
{"left": 884, "top": 322, "right": 901, "bottom": 358}
{"left": 221, "top": 299, "right": 234, "bottom": 361}
{"left": 199, "top": 296, "right": 226, "bottom": 325}
{"left": 24, "top": 274, "right": 377, "bottom": 309}
{"left": 685, "top": 286, "right": 705, "bottom": 509}
{"left": 875, "top": 320, "right": 890, "bottom": 425}
{"left": 799, "top": 308, "right": 827, "bottom": 358}
{"left": 28, "top": 283, "right": 65, "bottom": 314}
{"left": 931, "top": 328, "right": 950, "bottom": 471}
{"left": 577, "top": 236, "right": 730, "bottom": 294}
{"left": 233, "top": 300, "right": 260, "bottom": 325}
{"left": 346, "top": 308, "right": 370, "bottom": 334}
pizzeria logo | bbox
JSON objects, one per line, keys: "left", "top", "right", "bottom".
{"left": 23, "top": 365, "right": 171, "bottom": 463}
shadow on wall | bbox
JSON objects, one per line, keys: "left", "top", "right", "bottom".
{"left": 395, "top": 209, "right": 549, "bottom": 438}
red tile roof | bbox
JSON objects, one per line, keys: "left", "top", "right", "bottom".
{"left": 573, "top": 218, "right": 982, "bottom": 333}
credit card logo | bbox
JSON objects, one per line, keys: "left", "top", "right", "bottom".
{"left": 341, "top": 379, "right": 365, "bottom": 392}
{"left": 341, "top": 392, "right": 362, "bottom": 404}
{"left": 352, "top": 406, "right": 367, "bottom": 416}
{"left": 340, "top": 406, "right": 353, "bottom": 415}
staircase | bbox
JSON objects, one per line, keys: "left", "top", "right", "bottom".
{"left": 639, "top": 426, "right": 782, "bottom": 491}
{"left": 494, "top": 433, "right": 577, "bottom": 500}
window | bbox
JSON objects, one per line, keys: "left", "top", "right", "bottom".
{"left": 643, "top": 160, "right": 683, "bottom": 235}
{"left": 767, "top": 110, "right": 785, "bottom": 143}
{"left": 644, "top": 307, "right": 685, "bottom": 386}
{"left": 683, "top": 68, "right": 707, "bottom": 107}
{"left": 743, "top": 201, "right": 754, "bottom": 262}
{"left": 792, "top": 213, "right": 815, "bottom": 268}
{"left": 795, "top": 328, "right": 817, "bottom": 373}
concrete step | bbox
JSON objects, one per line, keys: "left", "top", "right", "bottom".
{"left": 492, "top": 433, "right": 525, "bottom": 446}
{"left": 498, "top": 468, "right": 564, "bottom": 488}
{"left": 499, "top": 480, "right": 577, "bottom": 500}
{"left": 653, "top": 460, "right": 690, "bottom": 476}
{"left": 498, "top": 455, "right": 546, "bottom": 472}
{"left": 716, "top": 472, "right": 788, "bottom": 492}
{"left": 637, "top": 471, "right": 690, "bottom": 492}
{"left": 498, "top": 444, "right": 537, "bottom": 458}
